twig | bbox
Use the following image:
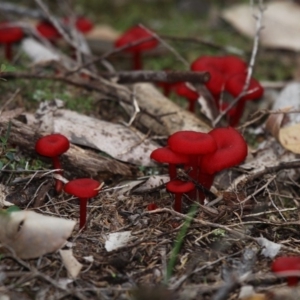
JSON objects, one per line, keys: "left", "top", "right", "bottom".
{"left": 213, "top": 0, "right": 265, "bottom": 126}
{"left": 0, "top": 1, "right": 45, "bottom": 18}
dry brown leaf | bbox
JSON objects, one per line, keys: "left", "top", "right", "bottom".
{"left": 279, "top": 123, "right": 300, "bottom": 154}
{"left": 222, "top": 2, "right": 300, "bottom": 51}
{"left": 242, "top": 295, "right": 266, "bottom": 300}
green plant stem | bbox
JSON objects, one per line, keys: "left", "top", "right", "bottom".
{"left": 165, "top": 203, "right": 198, "bottom": 284}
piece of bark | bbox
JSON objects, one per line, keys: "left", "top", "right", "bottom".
{"left": 0, "top": 119, "right": 131, "bottom": 177}
{"left": 129, "top": 83, "right": 211, "bottom": 135}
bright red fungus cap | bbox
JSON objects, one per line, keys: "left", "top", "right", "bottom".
{"left": 35, "top": 134, "right": 70, "bottom": 158}
{"left": 201, "top": 127, "right": 248, "bottom": 174}
{"left": 64, "top": 16, "right": 94, "bottom": 33}
{"left": 0, "top": 22, "right": 23, "bottom": 43}
{"left": 115, "top": 25, "right": 158, "bottom": 53}
{"left": 166, "top": 180, "right": 195, "bottom": 194}
{"left": 150, "top": 147, "right": 189, "bottom": 165}
{"left": 36, "top": 21, "right": 61, "bottom": 40}
{"left": 64, "top": 178, "right": 100, "bottom": 198}
{"left": 168, "top": 131, "right": 217, "bottom": 155}
{"left": 225, "top": 73, "right": 264, "bottom": 100}
{"left": 271, "top": 256, "right": 300, "bottom": 286}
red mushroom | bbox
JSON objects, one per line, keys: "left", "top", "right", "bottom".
{"left": 64, "top": 178, "right": 102, "bottom": 230}
{"left": 35, "top": 134, "right": 70, "bottom": 193}
{"left": 175, "top": 82, "right": 199, "bottom": 113}
{"left": 225, "top": 73, "right": 264, "bottom": 126}
{"left": 198, "top": 127, "right": 247, "bottom": 203}
{"left": 114, "top": 25, "right": 158, "bottom": 70}
{"left": 150, "top": 147, "right": 189, "bottom": 180}
{"left": 63, "top": 16, "right": 94, "bottom": 34}
{"left": 190, "top": 55, "right": 248, "bottom": 109}
{"left": 0, "top": 21, "right": 24, "bottom": 61}
{"left": 271, "top": 256, "right": 300, "bottom": 286}
{"left": 147, "top": 203, "right": 158, "bottom": 211}
{"left": 168, "top": 131, "right": 217, "bottom": 181}
{"left": 36, "top": 20, "right": 61, "bottom": 42}
{"left": 166, "top": 179, "right": 195, "bottom": 212}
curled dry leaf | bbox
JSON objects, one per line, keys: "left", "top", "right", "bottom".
{"left": 279, "top": 123, "right": 300, "bottom": 154}
{"left": 222, "top": 2, "right": 300, "bottom": 51}
{"left": 0, "top": 210, "right": 75, "bottom": 259}
{"left": 59, "top": 249, "right": 83, "bottom": 279}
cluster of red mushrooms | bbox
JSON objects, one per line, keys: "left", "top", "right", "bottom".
{"left": 35, "top": 133, "right": 101, "bottom": 230}
{"left": 114, "top": 25, "right": 264, "bottom": 127}
{"left": 0, "top": 16, "right": 93, "bottom": 61}
{"left": 150, "top": 127, "right": 248, "bottom": 212}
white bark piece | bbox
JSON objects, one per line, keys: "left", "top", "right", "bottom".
{"left": 105, "top": 231, "right": 132, "bottom": 252}
{"left": 59, "top": 249, "right": 83, "bottom": 279}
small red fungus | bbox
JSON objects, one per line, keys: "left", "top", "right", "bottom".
{"left": 150, "top": 147, "right": 189, "bottom": 180}
{"left": 175, "top": 82, "right": 199, "bottom": 113}
{"left": 0, "top": 21, "right": 24, "bottom": 61}
{"left": 64, "top": 178, "right": 102, "bottom": 230}
{"left": 35, "top": 134, "right": 70, "bottom": 193}
{"left": 147, "top": 203, "right": 158, "bottom": 211}
{"left": 168, "top": 131, "right": 217, "bottom": 181}
{"left": 166, "top": 180, "right": 195, "bottom": 212}
{"left": 225, "top": 73, "right": 264, "bottom": 126}
{"left": 63, "top": 16, "right": 94, "bottom": 34}
{"left": 114, "top": 25, "right": 158, "bottom": 70}
{"left": 271, "top": 256, "right": 300, "bottom": 286}
{"left": 36, "top": 21, "right": 61, "bottom": 41}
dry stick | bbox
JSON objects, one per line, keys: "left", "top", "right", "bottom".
{"left": 0, "top": 71, "right": 162, "bottom": 125}
{"left": 213, "top": 0, "right": 265, "bottom": 127}
{"left": 102, "top": 70, "right": 210, "bottom": 84}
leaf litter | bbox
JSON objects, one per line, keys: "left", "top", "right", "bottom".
{"left": 2, "top": 1, "right": 300, "bottom": 300}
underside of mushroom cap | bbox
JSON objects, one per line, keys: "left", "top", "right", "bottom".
{"left": 150, "top": 147, "right": 189, "bottom": 164}
{"left": 168, "top": 131, "right": 217, "bottom": 155}
{"left": 200, "top": 127, "right": 248, "bottom": 174}
{"left": 166, "top": 179, "right": 195, "bottom": 194}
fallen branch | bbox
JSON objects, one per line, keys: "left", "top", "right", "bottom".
{"left": 0, "top": 119, "right": 131, "bottom": 177}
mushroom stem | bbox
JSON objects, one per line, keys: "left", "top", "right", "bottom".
{"left": 168, "top": 164, "right": 177, "bottom": 180}
{"left": 174, "top": 193, "right": 183, "bottom": 213}
{"left": 4, "top": 43, "right": 12, "bottom": 61}
{"left": 51, "top": 156, "right": 64, "bottom": 193}
{"left": 133, "top": 52, "right": 142, "bottom": 70}
{"left": 228, "top": 99, "right": 246, "bottom": 127}
{"left": 79, "top": 198, "right": 88, "bottom": 229}
{"left": 198, "top": 172, "right": 215, "bottom": 204}
{"left": 188, "top": 100, "right": 196, "bottom": 113}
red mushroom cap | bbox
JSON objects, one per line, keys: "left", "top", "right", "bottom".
{"left": 64, "top": 178, "right": 100, "bottom": 198}
{"left": 191, "top": 56, "right": 225, "bottom": 96}
{"left": 150, "top": 147, "right": 189, "bottom": 164}
{"left": 36, "top": 21, "right": 61, "bottom": 40}
{"left": 166, "top": 179, "right": 195, "bottom": 194}
{"left": 0, "top": 21, "right": 24, "bottom": 44}
{"left": 220, "top": 55, "right": 247, "bottom": 78}
{"left": 35, "top": 134, "right": 70, "bottom": 158}
{"left": 63, "top": 16, "right": 94, "bottom": 33}
{"left": 168, "top": 131, "right": 217, "bottom": 155}
{"left": 114, "top": 25, "right": 158, "bottom": 53}
{"left": 225, "top": 73, "right": 264, "bottom": 101}
{"left": 271, "top": 256, "right": 300, "bottom": 286}
{"left": 175, "top": 82, "right": 199, "bottom": 101}
{"left": 200, "top": 127, "right": 247, "bottom": 174}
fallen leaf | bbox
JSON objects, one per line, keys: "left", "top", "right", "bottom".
{"left": 222, "top": 2, "right": 300, "bottom": 51}
{"left": 265, "top": 107, "right": 290, "bottom": 140}
{"left": 105, "top": 231, "right": 132, "bottom": 252}
{"left": 59, "top": 249, "right": 83, "bottom": 279}
{"left": 279, "top": 123, "right": 300, "bottom": 154}
{"left": 133, "top": 175, "right": 169, "bottom": 193}
{"left": 0, "top": 210, "right": 75, "bottom": 259}
{"left": 255, "top": 236, "right": 281, "bottom": 258}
